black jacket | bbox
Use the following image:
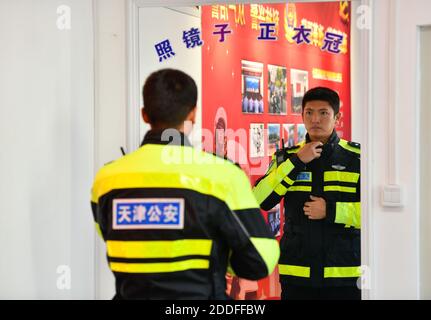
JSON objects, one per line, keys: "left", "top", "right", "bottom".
{"left": 91, "top": 130, "right": 279, "bottom": 299}
{"left": 253, "top": 131, "right": 360, "bottom": 287}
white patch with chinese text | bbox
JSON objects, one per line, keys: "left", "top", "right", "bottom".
{"left": 113, "top": 198, "right": 184, "bottom": 230}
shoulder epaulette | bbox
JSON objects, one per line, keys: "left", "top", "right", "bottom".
{"left": 286, "top": 145, "right": 301, "bottom": 150}
{"left": 338, "top": 139, "right": 360, "bottom": 155}
{"left": 274, "top": 144, "right": 301, "bottom": 166}
{"left": 348, "top": 141, "right": 361, "bottom": 149}
{"left": 285, "top": 144, "right": 301, "bottom": 154}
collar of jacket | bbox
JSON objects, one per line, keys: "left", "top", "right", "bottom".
{"left": 305, "top": 130, "right": 340, "bottom": 157}
{"left": 140, "top": 129, "right": 192, "bottom": 147}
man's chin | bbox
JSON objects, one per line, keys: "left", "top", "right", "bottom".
{"left": 308, "top": 130, "right": 321, "bottom": 137}
{"left": 309, "top": 134, "right": 324, "bottom": 141}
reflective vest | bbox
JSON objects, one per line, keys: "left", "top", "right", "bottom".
{"left": 91, "top": 130, "right": 279, "bottom": 299}
{"left": 253, "top": 131, "right": 360, "bottom": 287}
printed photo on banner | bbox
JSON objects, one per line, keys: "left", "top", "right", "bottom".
{"left": 283, "top": 124, "right": 296, "bottom": 148}
{"left": 290, "top": 69, "right": 309, "bottom": 114}
{"left": 267, "top": 204, "right": 281, "bottom": 237}
{"left": 214, "top": 107, "right": 228, "bottom": 158}
{"left": 297, "top": 123, "right": 306, "bottom": 143}
{"left": 268, "top": 65, "right": 287, "bottom": 114}
{"left": 267, "top": 123, "right": 280, "bottom": 156}
{"left": 249, "top": 123, "right": 265, "bottom": 158}
{"left": 241, "top": 60, "right": 264, "bottom": 114}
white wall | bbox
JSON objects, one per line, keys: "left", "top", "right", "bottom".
{"left": 138, "top": 6, "right": 202, "bottom": 147}
{"left": 0, "top": 0, "right": 95, "bottom": 299}
{"left": 419, "top": 26, "right": 431, "bottom": 299}
{"left": 370, "top": 0, "right": 431, "bottom": 299}
{"left": 93, "top": 0, "right": 128, "bottom": 299}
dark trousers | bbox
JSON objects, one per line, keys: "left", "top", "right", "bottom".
{"left": 281, "top": 283, "right": 361, "bottom": 300}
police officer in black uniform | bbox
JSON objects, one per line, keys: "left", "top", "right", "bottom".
{"left": 253, "top": 87, "right": 361, "bottom": 300}
{"left": 91, "top": 69, "right": 279, "bottom": 299}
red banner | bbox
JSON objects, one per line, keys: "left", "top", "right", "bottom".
{"left": 201, "top": 2, "right": 351, "bottom": 299}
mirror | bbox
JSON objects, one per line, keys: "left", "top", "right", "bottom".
{"left": 121, "top": 0, "right": 369, "bottom": 300}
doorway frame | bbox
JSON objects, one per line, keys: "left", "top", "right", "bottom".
{"left": 126, "top": 0, "right": 373, "bottom": 300}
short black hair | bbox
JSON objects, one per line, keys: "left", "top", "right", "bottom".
{"left": 143, "top": 69, "right": 197, "bottom": 127}
{"left": 301, "top": 87, "right": 340, "bottom": 115}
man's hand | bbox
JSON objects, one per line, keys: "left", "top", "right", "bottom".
{"left": 303, "top": 195, "right": 326, "bottom": 220}
{"left": 297, "top": 142, "right": 323, "bottom": 164}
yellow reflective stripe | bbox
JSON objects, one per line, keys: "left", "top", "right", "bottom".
{"left": 338, "top": 139, "right": 360, "bottom": 155}
{"left": 324, "top": 266, "right": 361, "bottom": 278}
{"left": 92, "top": 145, "right": 258, "bottom": 211}
{"left": 324, "top": 185, "right": 356, "bottom": 193}
{"left": 106, "top": 239, "right": 212, "bottom": 259}
{"left": 324, "top": 171, "right": 360, "bottom": 183}
{"left": 274, "top": 183, "right": 288, "bottom": 196}
{"left": 253, "top": 158, "right": 295, "bottom": 204}
{"left": 286, "top": 186, "right": 312, "bottom": 192}
{"left": 277, "top": 158, "right": 296, "bottom": 182}
{"left": 283, "top": 175, "right": 295, "bottom": 186}
{"left": 110, "top": 259, "right": 209, "bottom": 273}
{"left": 250, "top": 237, "right": 280, "bottom": 275}
{"left": 278, "top": 264, "right": 310, "bottom": 278}
{"left": 335, "top": 202, "right": 361, "bottom": 228}
{"left": 254, "top": 179, "right": 276, "bottom": 204}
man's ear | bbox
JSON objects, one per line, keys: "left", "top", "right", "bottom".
{"left": 335, "top": 112, "right": 341, "bottom": 123}
{"left": 186, "top": 107, "right": 197, "bottom": 124}
{"left": 142, "top": 108, "right": 150, "bottom": 124}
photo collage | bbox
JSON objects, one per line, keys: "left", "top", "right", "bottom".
{"left": 242, "top": 60, "right": 308, "bottom": 158}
